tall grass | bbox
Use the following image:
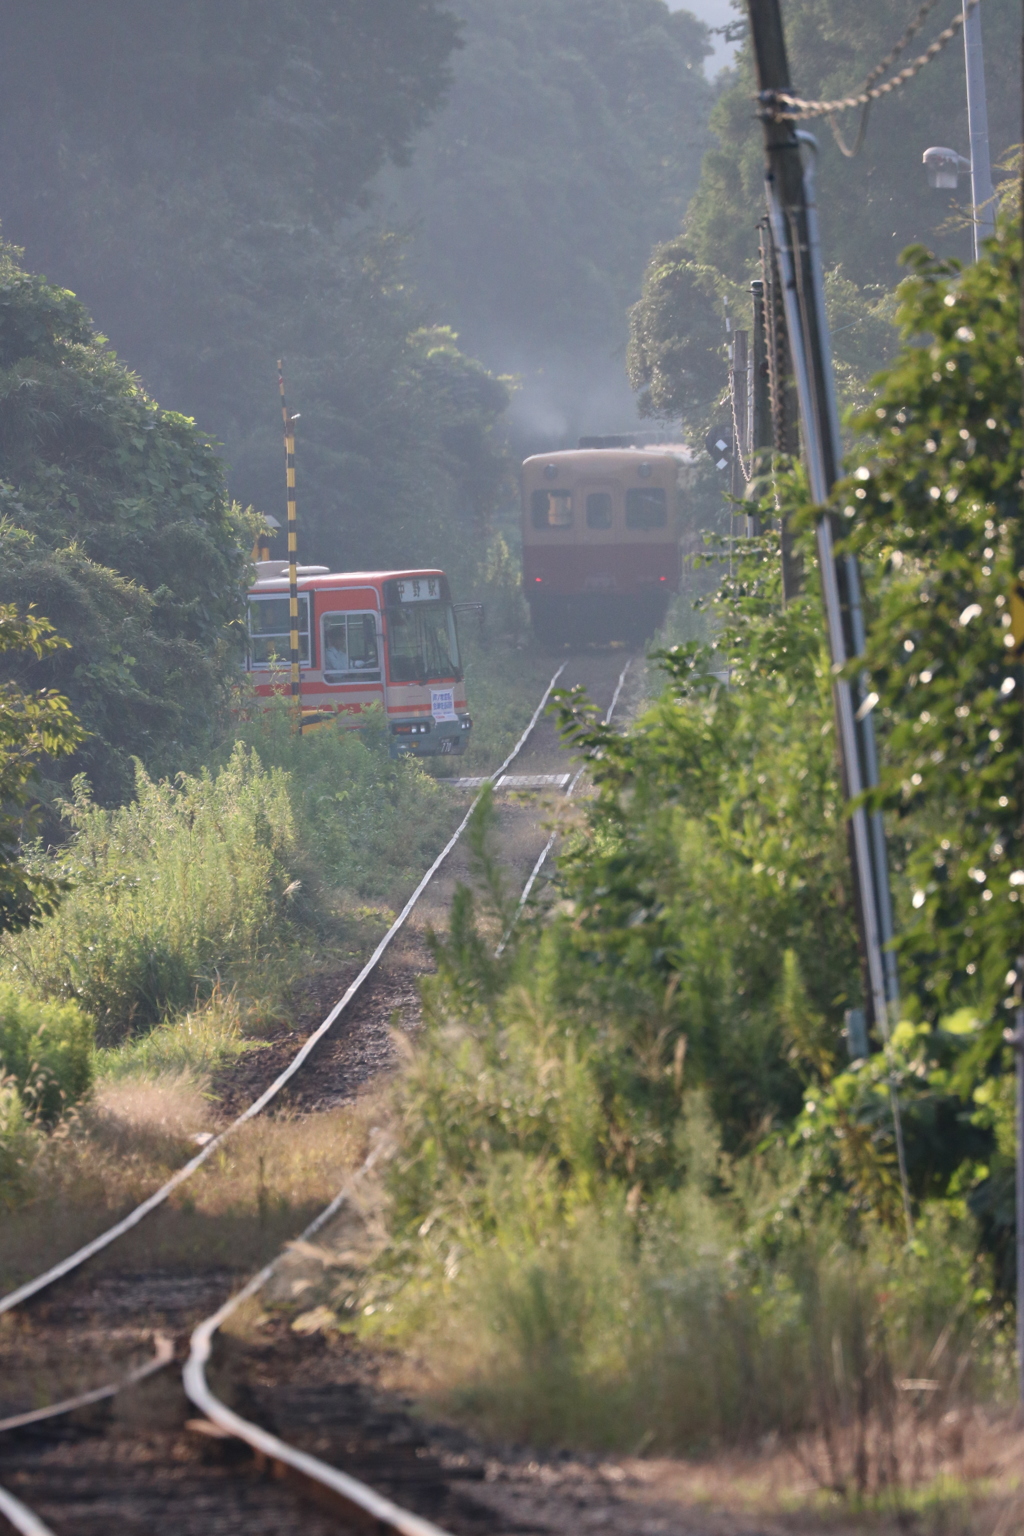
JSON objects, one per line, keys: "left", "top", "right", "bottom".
{"left": 3, "top": 745, "right": 296, "bottom": 1042}
{"left": 358, "top": 801, "right": 1009, "bottom": 1472}
{"left": 232, "top": 701, "right": 455, "bottom": 899}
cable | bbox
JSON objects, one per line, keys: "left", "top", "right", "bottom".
{"left": 729, "top": 371, "right": 752, "bottom": 485}
{"left": 761, "top": 0, "right": 977, "bottom": 122}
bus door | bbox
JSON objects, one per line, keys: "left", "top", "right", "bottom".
{"left": 315, "top": 588, "right": 385, "bottom": 720}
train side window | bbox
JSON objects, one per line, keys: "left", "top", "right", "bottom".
{"left": 322, "top": 612, "right": 381, "bottom": 683}
{"left": 625, "top": 487, "right": 667, "bottom": 529}
{"left": 248, "top": 593, "right": 310, "bottom": 666}
{"left": 586, "top": 492, "right": 613, "bottom": 529}
{"left": 531, "top": 489, "right": 573, "bottom": 528}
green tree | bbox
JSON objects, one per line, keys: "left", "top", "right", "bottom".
{"left": 847, "top": 226, "right": 1021, "bottom": 1031}
{"left": 0, "top": 607, "right": 82, "bottom": 929}
{"left": 0, "top": 245, "right": 253, "bottom": 801}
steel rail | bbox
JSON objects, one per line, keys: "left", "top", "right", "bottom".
{"left": 0, "top": 1482, "right": 56, "bottom": 1536}
{"left": 496, "top": 657, "right": 632, "bottom": 955}
{"left": 0, "top": 1333, "right": 173, "bottom": 1435}
{"left": 0, "top": 661, "right": 567, "bottom": 1321}
{"left": 181, "top": 1142, "right": 454, "bottom": 1536}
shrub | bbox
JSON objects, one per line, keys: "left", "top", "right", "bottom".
{"left": 0, "top": 985, "right": 93, "bottom": 1123}
{"left": 2, "top": 744, "right": 296, "bottom": 1042}
{"left": 0, "top": 1078, "right": 39, "bottom": 1210}
{"left": 232, "top": 700, "right": 453, "bottom": 899}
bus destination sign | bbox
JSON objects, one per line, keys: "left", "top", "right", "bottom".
{"left": 395, "top": 576, "right": 440, "bottom": 603}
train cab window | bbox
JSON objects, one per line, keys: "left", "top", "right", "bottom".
{"left": 322, "top": 612, "right": 381, "bottom": 683}
{"left": 585, "top": 492, "right": 613, "bottom": 529}
{"left": 247, "top": 594, "right": 310, "bottom": 666}
{"left": 531, "top": 489, "right": 573, "bottom": 528}
{"left": 625, "top": 487, "right": 667, "bottom": 529}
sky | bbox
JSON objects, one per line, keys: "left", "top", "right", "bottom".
{"left": 668, "top": 0, "right": 743, "bottom": 75}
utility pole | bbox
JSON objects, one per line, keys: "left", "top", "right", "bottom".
{"left": 746, "top": 0, "right": 911, "bottom": 1233}
{"left": 730, "top": 327, "right": 751, "bottom": 526}
{"left": 963, "top": 0, "right": 995, "bottom": 258}
{"left": 747, "top": 284, "right": 771, "bottom": 538}
{"left": 758, "top": 220, "right": 802, "bottom": 598}
{"left": 278, "top": 361, "right": 303, "bottom": 731}
{"left": 750, "top": 278, "right": 772, "bottom": 475}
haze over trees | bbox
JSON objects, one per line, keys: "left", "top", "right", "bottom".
{"left": 377, "top": 0, "right": 716, "bottom": 448}
{"left": 0, "top": 1, "right": 508, "bottom": 575}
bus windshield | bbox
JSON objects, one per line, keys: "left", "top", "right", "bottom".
{"left": 388, "top": 600, "right": 462, "bottom": 682}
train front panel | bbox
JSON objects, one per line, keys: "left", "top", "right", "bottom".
{"left": 521, "top": 449, "right": 682, "bottom": 642}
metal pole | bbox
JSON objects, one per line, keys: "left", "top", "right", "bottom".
{"left": 758, "top": 220, "right": 802, "bottom": 598}
{"left": 278, "top": 361, "right": 302, "bottom": 729}
{"left": 963, "top": 0, "right": 996, "bottom": 258}
{"left": 747, "top": 0, "right": 912, "bottom": 1235}
{"left": 748, "top": 279, "right": 770, "bottom": 538}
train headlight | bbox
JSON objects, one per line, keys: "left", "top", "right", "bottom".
{"left": 638, "top": 462, "right": 652, "bottom": 478}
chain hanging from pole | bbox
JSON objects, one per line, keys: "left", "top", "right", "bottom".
{"left": 760, "top": 0, "right": 978, "bottom": 122}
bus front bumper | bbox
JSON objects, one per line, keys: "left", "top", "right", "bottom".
{"left": 389, "top": 714, "right": 472, "bottom": 758}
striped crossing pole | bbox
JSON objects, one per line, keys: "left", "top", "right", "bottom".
{"left": 278, "top": 361, "right": 301, "bottom": 729}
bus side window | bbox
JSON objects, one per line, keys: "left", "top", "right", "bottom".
{"left": 248, "top": 594, "right": 310, "bottom": 666}
{"left": 322, "top": 612, "right": 381, "bottom": 682}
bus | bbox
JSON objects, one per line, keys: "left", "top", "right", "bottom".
{"left": 522, "top": 441, "right": 691, "bottom": 643}
{"left": 245, "top": 563, "right": 472, "bottom": 757}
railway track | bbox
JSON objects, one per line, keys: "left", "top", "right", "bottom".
{"left": 0, "top": 649, "right": 636, "bottom": 1536}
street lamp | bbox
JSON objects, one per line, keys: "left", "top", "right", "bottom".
{"left": 922, "top": 146, "right": 970, "bottom": 189}
{"left": 921, "top": 3, "right": 995, "bottom": 260}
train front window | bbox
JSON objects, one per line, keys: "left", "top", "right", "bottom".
{"left": 531, "top": 489, "right": 573, "bottom": 528}
{"left": 322, "top": 612, "right": 381, "bottom": 683}
{"left": 625, "top": 487, "right": 667, "bottom": 529}
{"left": 388, "top": 601, "right": 462, "bottom": 683}
{"left": 586, "top": 492, "right": 613, "bottom": 529}
{"left": 248, "top": 594, "right": 310, "bottom": 666}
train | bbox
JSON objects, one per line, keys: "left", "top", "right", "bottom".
{"left": 245, "top": 562, "right": 472, "bottom": 757}
{"left": 521, "top": 437, "right": 692, "bottom": 644}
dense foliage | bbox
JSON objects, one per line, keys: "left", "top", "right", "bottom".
{"left": 4, "top": 748, "right": 298, "bottom": 1042}
{"left": 0, "top": 606, "right": 82, "bottom": 929}
{"left": 0, "top": 987, "right": 93, "bottom": 1125}
{"left": 0, "top": 245, "right": 254, "bottom": 801}
{"left": 836, "top": 224, "right": 1024, "bottom": 1281}
{"left": 628, "top": 244, "right": 898, "bottom": 430}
